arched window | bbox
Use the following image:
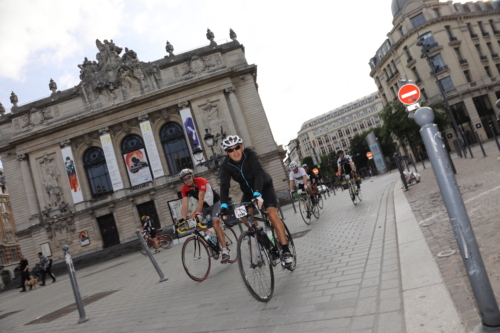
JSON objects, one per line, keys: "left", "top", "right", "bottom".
{"left": 121, "top": 134, "right": 153, "bottom": 186}
{"left": 160, "top": 122, "right": 193, "bottom": 174}
{"left": 83, "top": 147, "right": 113, "bottom": 198}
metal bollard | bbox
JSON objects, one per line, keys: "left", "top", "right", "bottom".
{"left": 453, "top": 139, "right": 463, "bottom": 158}
{"left": 135, "top": 230, "right": 168, "bottom": 283}
{"left": 418, "top": 149, "right": 426, "bottom": 169}
{"left": 474, "top": 131, "right": 487, "bottom": 158}
{"left": 394, "top": 154, "right": 409, "bottom": 191}
{"left": 410, "top": 155, "right": 418, "bottom": 173}
{"left": 414, "top": 107, "right": 500, "bottom": 333}
{"left": 62, "top": 245, "right": 88, "bottom": 324}
{"left": 489, "top": 124, "right": 500, "bottom": 153}
{"left": 463, "top": 133, "right": 474, "bottom": 158}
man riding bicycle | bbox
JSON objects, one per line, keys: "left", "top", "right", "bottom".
{"left": 178, "top": 168, "right": 230, "bottom": 264}
{"left": 302, "top": 164, "right": 320, "bottom": 199}
{"left": 337, "top": 150, "right": 360, "bottom": 191}
{"left": 219, "top": 135, "right": 294, "bottom": 266}
{"left": 288, "top": 162, "right": 317, "bottom": 217}
{"left": 141, "top": 215, "right": 160, "bottom": 254}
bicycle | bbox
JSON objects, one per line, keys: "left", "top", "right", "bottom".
{"left": 341, "top": 173, "right": 362, "bottom": 205}
{"left": 292, "top": 189, "right": 320, "bottom": 225}
{"left": 233, "top": 198, "right": 296, "bottom": 302}
{"left": 177, "top": 217, "right": 238, "bottom": 282}
{"left": 139, "top": 229, "right": 173, "bottom": 255}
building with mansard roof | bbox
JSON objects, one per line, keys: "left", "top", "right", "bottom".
{"left": 369, "top": 0, "right": 500, "bottom": 147}
{"left": 0, "top": 30, "right": 287, "bottom": 263}
{"left": 296, "top": 92, "right": 385, "bottom": 162}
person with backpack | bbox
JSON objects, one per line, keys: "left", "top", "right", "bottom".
{"left": 37, "top": 252, "right": 56, "bottom": 285}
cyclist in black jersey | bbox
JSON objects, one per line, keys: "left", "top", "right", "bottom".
{"left": 337, "top": 150, "right": 360, "bottom": 190}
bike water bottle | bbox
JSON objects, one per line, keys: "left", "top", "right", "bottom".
{"left": 265, "top": 227, "right": 275, "bottom": 245}
{"left": 202, "top": 230, "right": 212, "bottom": 244}
{"left": 210, "top": 229, "right": 217, "bottom": 244}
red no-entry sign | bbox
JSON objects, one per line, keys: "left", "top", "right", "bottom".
{"left": 366, "top": 152, "right": 373, "bottom": 159}
{"left": 398, "top": 84, "right": 421, "bottom": 105}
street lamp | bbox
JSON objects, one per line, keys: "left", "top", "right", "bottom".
{"left": 193, "top": 128, "right": 226, "bottom": 175}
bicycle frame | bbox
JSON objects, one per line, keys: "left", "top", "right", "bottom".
{"left": 176, "top": 219, "right": 221, "bottom": 256}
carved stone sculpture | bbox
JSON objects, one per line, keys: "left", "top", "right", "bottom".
{"left": 0, "top": 102, "right": 5, "bottom": 116}
{"left": 202, "top": 99, "right": 226, "bottom": 140}
{"left": 138, "top": 113, "right": 148, "bottom": 122}
{"left": 59, "top": 139, "right": 71, "bottom": 148}
{"left": 98, "top": 127, "right": 110, "bottom": 135}
{"left": 10, "top": 92, "right": 18, "bottom": 107}
{"left": 206, "top": 28, "right": 216, "bottom": 46}
{"left": 178, "top": 101, "right": 189, "bottom": 109}
{"left": 17, "top": 153, "right": 27, "bottom": 162}
{"left": 230, "top": 28, "right": 238, "bottom": 42}
{"left": 39, "top": 152, "right": 63, "bottom": 208}
{"left": 49, "top": 79, "right": 57, "bottom": 93}
{"left": 225, "top": 86, "right": 236, "bottom": 94}
{"left": 166, "top": 41, "right": 174, "bottom": 57}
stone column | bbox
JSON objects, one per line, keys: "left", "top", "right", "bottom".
{"left": 17, "top": 154, "right": 39, "bottom": 217}
{"left": 225, "top": 86, "right": 253, "bottom": 147}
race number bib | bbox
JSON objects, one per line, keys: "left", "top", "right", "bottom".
{"left": 234, "top": 205, "right": 248, "bottom": 218}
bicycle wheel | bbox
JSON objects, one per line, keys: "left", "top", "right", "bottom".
{"left": 317, "top": 194, "right": 324, "bottom": 210}
{"left": 282, "top": 222, "right": 297, "bottom": 271}
{"left": 221, "top": 226, "right": 238, "bottom": 264}
{"left": 159, "top": 234, "right": 173, "bottom": 249}
{"left": 349, "top": 183, "right": 358, "bottom": 206}
{"left": 139, "top": 240, "right": 154, "bottom": 255}
{"left": 181, "top": 236, "right": 211, "bottom": 282}
{"left": 356, "top": 188, "right": 362, "bottom": 203}
{"left": 312, "top": 202, "right": 321, "bottom": 219}
{"left": 237, "top": 231, "right": 274, "bottom": 302}
{"left": 298, "top": 197, "right": 312, "bottom": 225}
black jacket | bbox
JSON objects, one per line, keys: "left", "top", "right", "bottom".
{"left": 219, "top": 148, "right": 273, "bottom": 204}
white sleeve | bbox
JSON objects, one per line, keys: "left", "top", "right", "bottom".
{"left": 289, "top": 171, "right": 294, "bottom": 181}
{"left": 299, "top": 168, "right": 307, "bottom": 177}
{"left": 337, "top": 158, "right": 341, "bottom": 167}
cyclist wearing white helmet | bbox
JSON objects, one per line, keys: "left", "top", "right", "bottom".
{"left": 219, "top": 135, "right": 294, "bottom": 266}
{"left": 288, "top": 162, "right": 317, "bottom": 215}
{"left": 178, "top": 168, "right": 229, "bottom": 263}
{"left": 337, "top": 150, "right": 360, "bottom": 190}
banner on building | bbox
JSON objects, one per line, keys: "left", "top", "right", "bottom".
{"left": 61, "top": 146, "right": 84, "bottom": 204}
{"left": 179, "top": 107, "right": 205, "bottom": 163}
{"left": 79, "top": 231, "right": 90, "bottom": 246}
{"left": 100, "top": 133, "right": 124, "bottom": 191}
{"left": 140, "top": 120, "right": 165, "bottom": 178}
{"left": 123, "top": 148, "right": 153, "bottom": 186}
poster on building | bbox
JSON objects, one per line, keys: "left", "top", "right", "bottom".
{"left": 60, "top": 146, "right": 84, "bottom": 204}
{"left": 100, "top": 133, "right": 124, "bottom": 191}
{"left": 179, "top": 107, "right": 205, "bottom": 163}
{"left": 168, "top": 197, "right": 198, "bottom": 238}
{"left": 123, "top": 148, "right": 153, "bottom": 186}
{"left": 140, "top": 120, "right": 165, "bottom": 178}
{"left": 79, "top": 231, "right": 90, "bottom": 246}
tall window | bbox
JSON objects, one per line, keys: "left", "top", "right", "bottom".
{"left": 411, "top": 67, "right": 421, "bottom": 82}
{"left": 496, "top": 64, "right": 500, "bottom": 75}
{"left": 486, "top": 42, "right": 496, "bottom": 56}
{"left": 485, "top": 66, "right": 492, "bottom": 78}
{"left": 421, "top": 32, "right": 436, "bottom": 48}
{"left": 430, "top": 54, "right": 446, "bottom": 72}
{"left": 10, "top": 248, "right": 18, "bottom": 262}
{"left": 467, "top": 23, "right": 477, "bottom": 37}
{"left": 454, "top": 48, "right": 464, "bottom": 61}
{"left": 475, "top": 44, "right": 485, "bottom": 58}
{"left": 160, "top": 122, "right": 193, "bottom": 175}
{"left": 478, "top": 21, "right": 488, "bottom": 36}
{"left": 410, "top": 13, "right": 426, "bottom": 28}
{"left": 6, "top": 232, "right": 13, "bottom": 243}
{"left": 403, "top": 46, "right": 412, "bottom": 61}
{"left": 421, "top": 88, "right": 428, "bottom": 101}
{"left": 489, "top": 20, "right": 498, "bottom": 33}
{"left": 464, "top": 70, "right": 473, "bottom": 83}
{"left": 84, "top": 147, "right": 113, "bottom": 198}
{"left": 438, "top": 76, "right": 454, "bottom": 91}
{"left": 445, "top": 26, "right": 454, "bottom": 40}
{"left": 433, "top": 8, "right": 440, "bottom": 18}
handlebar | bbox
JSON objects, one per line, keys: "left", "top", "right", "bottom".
{"left": 175, "top": 219, "right": 209, "bottom": 234}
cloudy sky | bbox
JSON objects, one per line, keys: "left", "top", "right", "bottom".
{"left": 0, "top": 0, "right": 472, "bottom": 150}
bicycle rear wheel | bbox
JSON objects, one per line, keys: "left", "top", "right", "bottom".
{"left": 159, "top": 234, "right": 173, "bottom": 249}
{"left": 312, "top": 202, "right": 321, "bottom": 219}
{"left": 139, "top": 240, "right": 154, "bottom": 255}
{"left": 317, "top": 194, "right": 324, "bottom": 210}
{"left": 298, "top": 198, "right": 312, "bottom": 225}
{"left": 182, "top": 236, "right": 211, "bottom": 282}
{"left": 222, "top": 226, "right": 238, "bottom": 264}
{"left": 356, "top": 188, "right": 362, "bottom": 203}
{"left": 237, "top": 231, "right": 274, "bottom": 302}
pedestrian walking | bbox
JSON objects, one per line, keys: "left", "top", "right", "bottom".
{"left": 37, "top": 252, "right": 56, "bottom": 285}
{"left": 19, "top": 255, "right": 31, "bottom": 292}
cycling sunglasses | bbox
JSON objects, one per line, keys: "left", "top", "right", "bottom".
{"left": 182, "top": 175, "right": 193, "bottom": 181}
{"left": 225, "top": 145, "right": 242, "bottom": 153}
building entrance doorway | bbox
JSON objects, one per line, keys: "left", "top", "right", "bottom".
{"left": 96, "top": 214, "right": 120, "bottom": 248}
{"left": 137, "top": 201, "right": 161, "bottom": 229}
{"left": 450, "top": 102, "right": 476, "bottom": 144}
{"left": 473, "top": 95, "right": 499, "bottom": 138}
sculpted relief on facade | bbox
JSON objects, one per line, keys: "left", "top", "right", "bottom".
{"left": 12, "top": 107, "right": 57, "bottom": 131}
{"left": 38, "top": 152, "right": 64, "bottom": 209}
{"left": 201, "top": 99, "right": 227, "bottom": 154}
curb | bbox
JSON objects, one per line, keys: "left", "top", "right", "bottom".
{"left": 394, "top": 180, "right": 466, "bottom": 333}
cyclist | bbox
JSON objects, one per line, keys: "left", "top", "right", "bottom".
{"left": 218, "top": 135, "right": 294, "bottom": 266}
{"left": 141, "top": 215, "right": 160, "bottom": 254}
{"left": 288, "top": 162, "right": 316, "bottom": 215}
{"left": 178, "top": 168, "right": 230, "bottom": 264}
{"left": 337, "top": 150, "right": 360, "bottom": 191}
{"left": 302, "top": 164, "right": 320, "bottom": 201}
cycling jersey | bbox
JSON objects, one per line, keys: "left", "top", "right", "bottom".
{"left": 181, "top": 177, "right": 220, "bottom": 207}
{"left": 289, "top": 167, "right": 308, "bottom": 185}
{"left": 337, "top": 155, "right": 354, "bottom": 174}
{"left": 306, "top": 170, "right": 319, "bottom": 184}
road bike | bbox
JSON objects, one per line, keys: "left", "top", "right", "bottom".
{"left": 292, "top": 189, "right": 320, "bottom": 225}
{"left": 233, "top": 199, "right": 296, "bottom": 302}
{"left": 139, "top": 229, "right": 173, "bottom": 254}
{"left": 341, "top": 173, "right": 362, "bottom": 205}
{"left": 177, "top": 218, "right": 238, "bottom": 282}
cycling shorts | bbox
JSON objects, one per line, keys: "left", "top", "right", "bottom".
{"left": 240, "top": 186, "right": 278, "bottom": 209}
{"left": 149, "top": 229, "right": 157, "bottom": 238}
{"left": 202, "top": 201, "right": 221, "bottom": 220}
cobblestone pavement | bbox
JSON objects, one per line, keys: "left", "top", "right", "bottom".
{"left": 404, "top": 141, "right": 500, "bottom": 332}
{"left": 0, "top": 172, "right": 404, "bottom": 333}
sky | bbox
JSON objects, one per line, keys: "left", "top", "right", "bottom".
{"left": 0, "top": 0, "right": 475, "bottom": 153}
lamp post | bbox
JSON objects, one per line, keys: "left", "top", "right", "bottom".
{"left": 193, "top": 129, "right": 226, "bottom": 175}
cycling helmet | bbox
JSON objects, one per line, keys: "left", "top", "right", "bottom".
{"left": 179, "top": 168, "right": 193, "bottom": 179}
{"left": 141, "top": 215, "right": 148, "bottom": 221}
{"left": 288, "top": 161, "right": 298, "bottom": 170}
{"left": 337, "top": 150, "right": 344, "bottom": 155}
{"left": 302, "top": 164, "right": 308, "bottom": 168}
{"left": 221, "top": 135, "right": 243, "bottom": 151}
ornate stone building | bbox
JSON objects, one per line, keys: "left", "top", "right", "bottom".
{"left": 369, "top": 0, "right": 500, "bottom": 146}
{"left": 296, "top": 92, "right": 385, "bottom": 161}
{"left": 0, "top": 169, "right": 21, "bottom": 288}
{"left": 0, "top": 30, "right": 287, "bottom": 263}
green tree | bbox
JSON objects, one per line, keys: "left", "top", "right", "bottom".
{"left": 348, "top": 128, "right": 397, "bottom": 170}
{"left": 300, "top": 156, "right": 314, "bottom": 168}
{"left": 318, "top": 151, "right": 338, "bottom": 178}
